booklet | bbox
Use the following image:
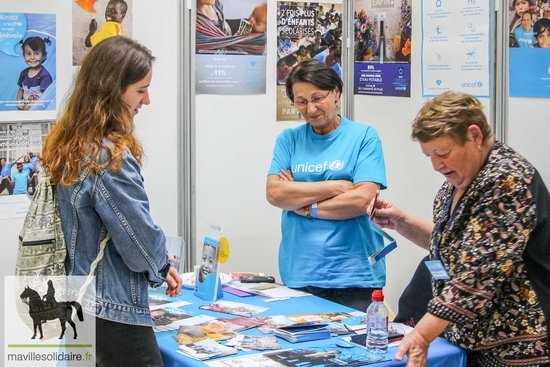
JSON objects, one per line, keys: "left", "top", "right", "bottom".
{"left": 265, "top": 344, "right": 390, "bottom": 366}
{"left": 199, "top": 300, "right": 269, "bottom": 317}
{"left": 151, "top": 306, "right": 215, "bottom": 332}
{"left": 273, "top": 322, "right": 331, "bottom": 343}
{"left": 176, "top": 338, "right": 238, "bottom": 361}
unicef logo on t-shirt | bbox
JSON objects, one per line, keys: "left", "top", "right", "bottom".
{"left": 329, "top": 160, "right": 345, "bottom": 171}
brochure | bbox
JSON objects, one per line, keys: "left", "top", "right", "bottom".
{"left": 254, "top": 315, "right": 296, "bottom": 334}
{"left": 265, "top": 344, "right": 390, "bottom": 366}
{"left": 226, "top": 335, "right": 281, "bottom": 351}
{"left": 151, "top": 306, "right": 215, "bottom": 332}
{"left": 194, "top": 236, "right": 224, "bottom": 301}
{"left": 176, "top": 338, "right": 238, "bottom": 361}
{"left": 199, "top": 300, "right": 269, "bottom": 317}
{"left": 273, "top": 322, "right": 331, "bottom": 343}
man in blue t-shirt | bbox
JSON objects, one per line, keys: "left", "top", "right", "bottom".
{"left": 11, "top": 162, "right": 32, "bottom": 195}
{"left": 514, "top": 11, "right": 536, "bottom": 48}
{"left": 0, "top": 157, "right": 14, "bottom": 195}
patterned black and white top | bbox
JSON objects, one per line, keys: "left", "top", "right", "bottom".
{"left": 427, "top": 141, "right": 550, "bottom": 367}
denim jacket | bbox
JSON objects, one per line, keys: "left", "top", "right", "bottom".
{"left": 57, "top": 145, "right": 170, "bottom": 327}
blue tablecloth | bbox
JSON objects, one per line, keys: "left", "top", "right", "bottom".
{"left": 156, "top": 287, "right": 466, "bottom": 367}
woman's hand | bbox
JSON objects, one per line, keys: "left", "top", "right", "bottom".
{"left": 165, "top": 266, "right": 182, "bottom": 297}
{"left": 367, "top": 197, "right": 405, "bottom": 231}
{"left": 278, "top": 169, "right": 294, "bottom": 181}
{"left": 394, "top": 330, "right": 430, "bottom": 367}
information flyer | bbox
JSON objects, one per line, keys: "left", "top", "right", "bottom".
{"left": 421, "top": 0, "right": 491, "bottom": 97}
{"left": 195, "top": 0, "right": 267, "bottom": 95}
{"left": 353, "top": 0, "right": 412, "bottom": 97}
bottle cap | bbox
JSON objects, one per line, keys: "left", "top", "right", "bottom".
{"left": 372, "top": 289, "right": 384, "bottom": 302}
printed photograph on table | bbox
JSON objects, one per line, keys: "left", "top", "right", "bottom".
{"left": 0, "top": 120, "right": 53, "bottom": 199}
{"left": 0, "top": 12, "right": 56, "bottom": 112}
{"left": 195, "top": 0, "right": 268, "bottom": 95}
{"left": 353, "top": 0, "right": 412, "bottom": 97}
{"left": 265, "top": 344, "right": 389, "bottom": 367}
{"left": 509, "top": 0, "right": 550, "bottom": 97}
{"left": 72, "top": 0, "right": 134, "bottom": 66}
{"left": 276, "top": 1, "right": 343, "bottom": 121}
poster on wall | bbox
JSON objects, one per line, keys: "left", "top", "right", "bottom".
{"left": 421, "top": 0, "right": 491, "bottom": 97}
{"left": 195, "top": 0, "right": 267, "bottom": 95}
{"left": 0, "top": 13, "right": 56, "bottom": 112}
{"left": 276, "top": 1, "right": 343, "bottom": 121}
{"left": 0, "top": 120, "right": 54, "bottom": 199}
{"left": 509, "top": 1, "right": 550, "bottom": 97}
{"left": 353, "top": 0, "right": 412, "bottom": 97}
{"left": 72, "top": 0, "right": 134, "bottom": 66}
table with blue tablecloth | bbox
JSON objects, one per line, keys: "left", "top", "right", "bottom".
{"left": 156, "top": 287, "right": 466, "bottom": 367}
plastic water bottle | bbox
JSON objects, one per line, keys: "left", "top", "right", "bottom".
{"left": 366, "top": 289, "right": 388, "bottom": 354}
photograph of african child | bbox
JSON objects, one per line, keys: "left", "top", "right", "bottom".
{"left": 0, "top": 13, "right": 56, "bottom": 112}
{"left": 196, "top": 0, "right": 267, "bottom": 55}
{"left": 72, "top": 0, "right": 133, "bottom": 66}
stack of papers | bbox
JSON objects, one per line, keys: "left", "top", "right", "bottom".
{"left": 273, "top": 322, "right": 331, "bottom": 343}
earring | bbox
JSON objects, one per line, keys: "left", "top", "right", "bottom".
{"left": 297, "top": 112, "right": 302, "bottom": 119}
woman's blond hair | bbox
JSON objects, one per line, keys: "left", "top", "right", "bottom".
{"left": 41, "top": 37, "right": 154, "bottom": 185}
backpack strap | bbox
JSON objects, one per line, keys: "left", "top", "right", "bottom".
{"left": 76, "top": 233, "right": 110, "bottom": 304}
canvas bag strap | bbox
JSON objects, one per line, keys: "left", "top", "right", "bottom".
{"left": 76, "top": 232, "right": 110, "bottom": 304}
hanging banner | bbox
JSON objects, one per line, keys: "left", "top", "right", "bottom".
{"left": 195, "top": 0, "right": 268, "bottom": 95}
{"left": 509, "top": 2, "right": 550, "bottom": 97}
{"left": 353, "top": 0, "right": 412, "bottom": 97}
{"left": 276, "top": 1, "right": 343, "bottom": 121}
{"left": 0, "top": 12, "right": 56, "bottom": 112}
{"left": 421, "top": 0, "right": 491, "bottom": 97}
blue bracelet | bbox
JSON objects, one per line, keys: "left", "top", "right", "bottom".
{"left": 311, "top": 202, "right": 318, "bottom": 219}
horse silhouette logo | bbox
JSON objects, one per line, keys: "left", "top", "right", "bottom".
{"left": 19, "top": 280, "right": 84, "bottom": 339}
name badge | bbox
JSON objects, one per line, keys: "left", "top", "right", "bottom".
{"left": 425, "top": 260, "right": 450, "bottom": 280}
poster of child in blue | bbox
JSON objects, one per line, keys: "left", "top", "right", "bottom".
{"left": 353, "top": 0, "right": 412, "bottom": 97}
{"left": 509, "top": 0, "right": 550, "bottom": 97}
{"left": 0, "top": 13, "right": 56, "bottom": 112}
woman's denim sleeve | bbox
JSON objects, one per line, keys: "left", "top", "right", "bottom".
{"left": 93, "top": 152, "right": 170, "bottom": 286}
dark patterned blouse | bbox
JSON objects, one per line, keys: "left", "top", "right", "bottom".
{"left": 426, "top": 141, "right": 550, "bottom": 367}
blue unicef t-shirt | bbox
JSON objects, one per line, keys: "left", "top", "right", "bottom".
{"left": 514, "top": 26, "right": 536, "bottom": 48}
{"left": 268, "top": 116, "right": 387, "bottom": 289}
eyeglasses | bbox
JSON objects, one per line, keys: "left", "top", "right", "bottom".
{"left": 292, "top": 90, "right": 331, "bottom": 110}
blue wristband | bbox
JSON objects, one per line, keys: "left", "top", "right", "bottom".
{"left": 311, "top": 202, "right": 318, "bottom": 219}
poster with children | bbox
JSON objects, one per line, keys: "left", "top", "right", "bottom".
{"left": 353, "top": 0, "right": 412, "bottom": 97}
{"left": 509, "top": 0, "right": 550, "bottom": 97}
{"left": 195, "top": 0, "right": 268, "bottom": 95}
{"left": 0, "top": 13, "right": 56, "bottom": 112}
{"left": 72, "top": 0, "right": 133, "bottom": 66}
{"left": 276, "top": 1, "right": 343, "bottom": 121}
